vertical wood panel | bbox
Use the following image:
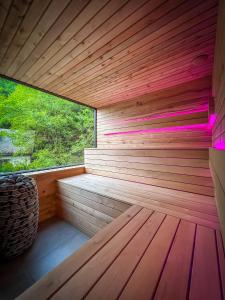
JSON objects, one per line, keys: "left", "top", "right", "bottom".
{"left": 212, "top": 0, "right": 225, "bottom": 147}
{"left": 210, "top": 148, "right": 225, "bottom": 244}
{"left": 211, "top": 0, "right": 225, "bottom": 245}
{"left": 28, "top": 166, "right": 85, "bottom": 222}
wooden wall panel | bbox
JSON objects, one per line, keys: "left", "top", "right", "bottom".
{"left": 0, "top": 0, "right": 217, "bottom": 108}
{"left": 212, "top": 0, "right": 225, "bottom": 148}
{"left": 97, "top": 77, "right": 212, "bottom": 149}
{"left": 28, "top": 166, "right": 85, "bottom": 222}
{"left": 85, "top": 149, "right": 214, "bottom": 196}
{"left": 210, "top": 149, "right": 225, "bottom": 244}
{"left": 57, "top": 178, "right": 130, "bottom": 237}
{"left": 211, "top": 0, "right": 225, "bottom": 244}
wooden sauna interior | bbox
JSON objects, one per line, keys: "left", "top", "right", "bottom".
{"left": 0, "top": 0, "right": 225, "bottom": 299}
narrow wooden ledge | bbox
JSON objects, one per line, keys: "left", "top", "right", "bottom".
{"left": 26, "top": 165, "right": 85, "bottom": 178}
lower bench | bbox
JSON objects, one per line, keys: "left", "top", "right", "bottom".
{"left": 17, "top": 205, "right": 225, "bottom": 300}
{"left": 57, "top": 173, "right": 219, "bottom": 230}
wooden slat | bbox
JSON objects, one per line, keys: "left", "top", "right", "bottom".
{"left": 17, "top": 204, "right": 224, "bottom": 300}
{"left": 0, "top": 0, "right": 12, "bottom": 34}
{"left": 211, "top": 0, "right": 225, "bottom": 247}
{"left": 54, "top": 18, "right": 216, "bottom": 96}
{"left": 119, "top": 215, "right": 179, "bottom": 300}
{"left": 0, "top": 0, "right": 52, "bottom": 72}
{"left": 86, "top": 165, "right": 214, "bottom": 196}
{"left": 6, "top": 0, "right": 90, "bottom": 78}
{"left": 84, "top": 148, "right": 213, "bottom": 196}
{"left": 56, "top": 188, "right": 131, "bottom": 237}
{"left": 96, "top": 79, "right": 212, "bottom": 150}
{"left": 6, "top": 0, "right": 72, "bottom": 77}
{"left": 85, "top": 158, "right": 212, "bottom": 177}
{"left": 216, "top": 230, "right": 225, "bottom": 298}
{"left": 27, "top": 166, "right": 85, "bottom": 222}
{"left": 60, "top": 175, "right": 216, "bottom": 214}
{"left": 189, "top": 225, "right": 222, "bottom": 300}
{"left": 85, "top": 148, "right": 209, "bottom": 159}
{"left": 0, "top": 0, "right": 32, "bottom": 60}
{"left": 58, "top": 173, "right": 219, "bottom": 228}
{"left": 49, "top": 208, "right": 153, "bottom": 299}
{"left": 56, "top": 201, "right": 104, "bottom": 237}
{"left": 58, "top": 183, "right": 130, "bottom": 212}
{"left": 17, "top": 205, "right": 142, "bottom": 300}
{"left": 0, "top": 0, "right": 217, "bottom": 107}
{"left": 65, "top": 173, "right": 215, "bottom": 204}
{"left": 154, "top": 220, "right": 196, "bottom": 300}
{"left": 57, "top": 186, "right": 126, "bottom": 218}
{"left": 210, "top": 149, "right": 225, "bottom": 244}
{"left": 85, "top": 211, "right": 165, "bottom": 300}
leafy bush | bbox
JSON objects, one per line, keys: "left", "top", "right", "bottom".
{"left": 0, "top": 78, "right": 94, "bottom": 173}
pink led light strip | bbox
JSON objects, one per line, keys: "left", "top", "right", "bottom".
{"left": 105, "top": 123, "right": 210, "bottom": 136}
{"left": 214, "top": 141, "right": 225, "bottom": 150}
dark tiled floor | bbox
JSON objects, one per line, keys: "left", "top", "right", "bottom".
{"left": 0, "top": 217, "right": 89, "bottom": 300}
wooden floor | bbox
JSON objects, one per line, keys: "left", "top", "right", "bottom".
{"left": 18, "top": 205, "right": 225, "bottom": 300}
{"left": 0, "top": 217, "right": 89, "bottom": 300}
{"left": 58, "top": 174, "right": 219, "bottom": 229}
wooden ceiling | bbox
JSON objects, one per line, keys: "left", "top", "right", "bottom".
{"left": 0, "top": 0, "right": 217, "bottom": 108}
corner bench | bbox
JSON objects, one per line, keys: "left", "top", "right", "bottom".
{"left": 18, "top": 205, "right": 225, "bottom": 300}
{"left": 57, "top": 173, "right": 219, "bottom": 230}
{"left": 17, "top": 148, "right": 224, "bottom": 299}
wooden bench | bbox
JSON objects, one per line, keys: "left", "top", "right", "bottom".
{"left": 56, "top": 148, "right": 219, "bottom": 232}
{"left": 84, "top": 148, "right": 214, "bottom": 196}
{"left": 57, "top": 173, "right": 219, "bottom": 230}
{"left": 17, "top": 205, "right": 225, "bottom": 300}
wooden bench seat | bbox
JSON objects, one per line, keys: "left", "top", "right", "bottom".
{"left": 57, "top": 173, "right": 219, "bottom": 229}
{"left": 17, "top": 205, "right": 225, "bottom": 300}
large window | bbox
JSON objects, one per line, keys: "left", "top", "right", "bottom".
{"left": 0, "top": 78, "right": 95, "bottom": 173}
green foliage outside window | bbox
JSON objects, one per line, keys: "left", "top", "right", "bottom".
{"left": 0, "top": 78, "right": 94, "bottom": 173}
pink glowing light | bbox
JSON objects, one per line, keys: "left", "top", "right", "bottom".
{"left": 105, "top": 123, "right": 209, "bottom": 136}
{"left": 214, "top": 142, "right": 225, "bottom": 150}
{"left": 208, "top": 114, "right": 216, "bottom": 128}
{"left": 113, "top": 105, "right": 209, "bottom": 125}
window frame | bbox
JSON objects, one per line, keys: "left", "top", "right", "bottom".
{"left": 0, "top": 74, "right": 97, "bottom": 175}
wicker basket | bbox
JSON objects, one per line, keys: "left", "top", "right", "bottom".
{"left": 0, "top": 174, "right": 39, "bottom": 259}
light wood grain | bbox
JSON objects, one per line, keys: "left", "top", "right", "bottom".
{"left": 17, "top": 205, "right": 224, "bottom": 300}
{"left": 27, "top": 166, "right": 85, "bottom": 222}
{"left": 0, "top": 0, "right": 217, "bottom": 107}
{"left": 58, "top": 174, "right": 219, "bottom": 229}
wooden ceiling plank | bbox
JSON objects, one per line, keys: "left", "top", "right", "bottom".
{"left": 6, "top": 0, "right": 72, "bottom": 77}
{"left": 0, "top": 0, "right": 218, "bottom": 107}
{"left": 43, "top": 0, "right": 212, "bottom": 96}
{"left": 0, "top": 0, "right": 52, "bottom": 72}
{"left": 0, "top": 0, "right": 32, "bottom": 61}
{"left": 39, "top": 0, "right": 167, "bottom": 89}
{"left": 48, "top": 2, "right": 215, "bottom": 104}
{"left": 55, "top": 15, "right": 216, "bottom": 95}
{"left": 0, "top": 0, "right": 12, "bottom": 33}
{"left": 62, "top": 18, "right": 214, "bottom": 97}
{"left": 3, "top": 0, "right": 89, "bottom": 77}
{"left": 79, "top": 58, "right": 212, "bottom": 100}
{"left": 66, "top": 46, "right": 214, "bottom": 101}
{"left": 11, "top": 0, "right": 101, "bottom": 80}
{"left": 27, "top": 0, "right": 130, "bottom": 86}
{"left": 38, "top": 0, "right": 195, "bottom": 89}
{"left": 82, "top": 67, "right": 212, "bottom": 106}
{"left": 63, "top": 32, "right": 215, "bottom": 97}
{"left": 52, "top": 14, "right": 215, "bottom": 95}
{"left": 95, "top": 67, "right": 212, "bottom": 106}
